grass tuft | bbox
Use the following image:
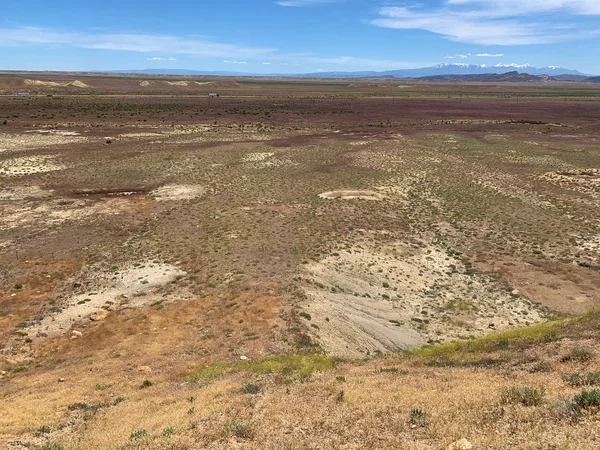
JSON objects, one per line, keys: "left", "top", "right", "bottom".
{"left": 501, "top": 386, "right": 546, "bottom": 406}
{"left": 189, "top": 353, "right": 335, "bottom": 383}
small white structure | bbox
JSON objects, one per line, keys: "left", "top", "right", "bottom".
{"left": 208, "top": 93, "right": 219, "bottom": 97}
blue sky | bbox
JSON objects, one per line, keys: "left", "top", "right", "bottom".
{"left": 1, "top": 0, "right": 599, "bottom": 74}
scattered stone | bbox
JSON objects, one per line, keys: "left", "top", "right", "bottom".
{"left": 5, "top": 358, "right": 17, "bottom": 365}
{"left": 71, "top": 330, "right": 83, "bottom": 337}
{"left": 136, "top": 366, "right": 152, "bottom": 373}
{"left": 239, "top": 355, "right": 249, "bottom": 361}
{"left": 58, "top": 378, "right": 65, "bottom": 383}
{"left": 107, "top": 305, "right": 117, "bottom": 311}
{"left": 89, "top": 310, "right": 109, "bottom": 321}
{"left": 448, "top": 438, "right": 473, "bottom": 450}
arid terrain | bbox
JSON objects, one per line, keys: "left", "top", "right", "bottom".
{"left": 1, "top": 74, "right": 599, "bottom": 449}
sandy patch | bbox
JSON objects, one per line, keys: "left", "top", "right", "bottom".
{"left": 541, "top": 169, "right": 600, "bottom": 198}
{"left": 140, "top": 81, "right": 151, "bottom": 87}
{"left": 23, "top": 79, "right": 90, "bottom": 88}
{"left": 301, "top": 242, "right": 545, "bottom": 357}
{"left": 165, "top": 81, "right": 189, "bottom": 87}
{"left": 26, "top": 129, "right": 81, "bottom": 136}
{"left": 150, "top": 184, "right": 207, "bottom": 201}
{"left": 243, "top": 152, "right": 275, "bottom": 162}
{"left": 0, "top": 198, "right": 143, "bottom": 231}
{"left": 318, "top": 190, "right": 386, "bottom": 201}
{"left": 68, "top": 80, "right": 90, "bottom": 88}
{"left": 0, "top": 133, "right": 86, "bottom": 153}
{"left": 0, "top": 185, "right": 54, "bottom": 201}
{"left": 118, "top": 132, "right": 164, "bottom": 138}
{"left": 0, "top": 155, "right": 65, "bottom": 176}
{"left": 25, "top": 263, "right": 186, "bottom": 338}
{"left": 24, "top": 79, "right": 62, "bottom": 87}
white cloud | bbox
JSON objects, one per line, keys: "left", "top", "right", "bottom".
{"left": 147, "top": 56, "right": 176, "bottom": 61}
{"left": 477, "top": 53, "right": 504, "bottom": 57}
{"left": 223, "top": 60, "right": 247, "bottom": 64}
{"left": 446, "top": 0, "right": 600, "bottom": 16}
{"left": 262, "top": 62, "right": 271, "bottom": 65}
{"left": 371, "top": 2, "right": 600, "bottom": 45}
{"left": 0, "top": 27, "right": 275, "bottom": 59}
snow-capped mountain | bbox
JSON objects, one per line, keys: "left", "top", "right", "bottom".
{"left": 113, "top": 64, "right": 588, "bottom": 79}
{"left": 296, "top": 63, "right": 585, "bottom": 78}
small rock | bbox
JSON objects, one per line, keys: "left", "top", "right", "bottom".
{"left": 107, "top": 305, "right": 117, "bottom": 311}
{"left": 72, "top": 330, "right": 83, "bottom": 337}
{"left": 136, "top": 365, "right": 152, "bottom": 373}
{"left": 58, "top": 378, "right": 65, "bottom": 383}
{"left": 448, "top": 438, "right": 473, "bottom": 450}
{"left": 239, "top": 355, "right": 249, "bottom": 361}
{"left": 89, "top": 310, "right": 109, "bottom": 321}
{"left": 21, "top": 346, "right": 31, "bottom": 353}
{"left": 5, "top": 358, "right": 17, "bottom": 365}
{"left": 1, "top": 371, "right": 7, "bottom": 376}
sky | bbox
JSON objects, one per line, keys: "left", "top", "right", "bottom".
{"left": 1, "top": 0, "right": 599, "bottom": 74}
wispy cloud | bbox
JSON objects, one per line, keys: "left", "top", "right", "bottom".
{"left": 0, "top": 25, "right": 433, "bottom": 71}
{"left": 476, "top": 53, "right": 504, "bottom": 57}
{"left": 371, "top": 1, "right": 600, "bottom": 45}
{"left": 0, "top": 27, "right": 275, "bottom": 59}
{"left": 445, "top": 53, "right": 470, "bottom": 59}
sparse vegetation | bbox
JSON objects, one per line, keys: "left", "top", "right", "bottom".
{"left": 223, "top": 419, "right": 254, "bottom": 439}
{"left": 563, "top": 373, "right": 600, "bottom": 387}
{"left": 501, "top": 386, "right": 547, "bottom": 406}
{"left": 1, "top": 79, "right": 600, "bottom": 450}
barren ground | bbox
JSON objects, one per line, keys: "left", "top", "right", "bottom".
{"left": 1, "top": 74, "right": 599, "bottom": 449}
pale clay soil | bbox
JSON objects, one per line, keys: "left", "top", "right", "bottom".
{"left": 301, "top": 241, "right": 545, "bottom": 358}
{"left": 25, "top": 262, "right": 186, "bottom": 340}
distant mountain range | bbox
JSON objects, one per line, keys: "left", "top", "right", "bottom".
{"left": 111, "top": 63, "right": 591, "bottom": 79}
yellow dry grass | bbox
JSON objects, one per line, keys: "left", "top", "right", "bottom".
{"left": 5, "top": 312, "right": 599, "bottom": 449}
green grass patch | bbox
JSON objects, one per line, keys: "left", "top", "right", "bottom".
{"left": 404, "top": 319, "right": 565, "bottom": 365}
{"left": 189, "top": 353, "right": 336, "bottom": 383}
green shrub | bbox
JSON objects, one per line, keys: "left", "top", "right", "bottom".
{"left": 224, "top": 419, "right": 254, "bottom": 439}
{"left": 243, "top": 384, "right": 261, "bottom": 394}
{"left": 299, "top": 312, "right": 311, "bottom": 321}
{"left": 129, "top": 429, "right": 149, "bottom": 440}
{"left": 572, "top": 389, "right": 600, "bottom": 409}
{"left": 563, "top": 373, "right": 600, "bottom": 387}
{"left": 139, "top": 379, "right": 152, "bottom": 389}
{"left": 501, "top": 386, "right": 546, "bottom": 406}
{"left": 35, "top": 425, "right": 51, "bottom": 437}
{"left": 561, "top": 348, "right": 594, "bottom": 363}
